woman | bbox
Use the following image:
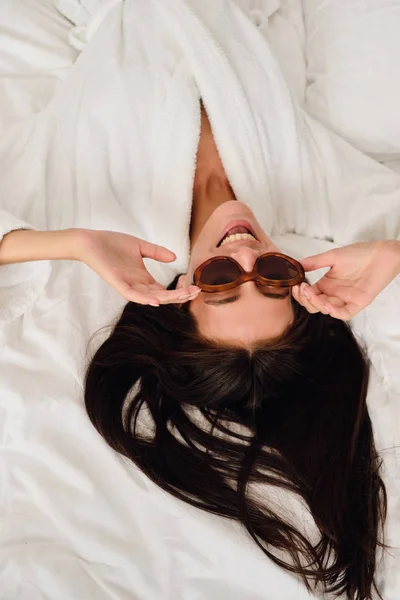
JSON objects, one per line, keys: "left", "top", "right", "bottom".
{"left": 1, "top": 103, "right": 400, "bottom": 599}
{"left": 72, "top": 112, "right": 400, "bottom": 600}
{"left": 1, "top": 2, "right": 400, "bottom": 599}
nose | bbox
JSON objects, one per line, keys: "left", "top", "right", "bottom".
{"left": 229, "top": 245, "right": 260, "bottom": 272}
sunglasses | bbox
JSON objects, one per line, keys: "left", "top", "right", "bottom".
{"left": 193, "top": 252, "right": 305, "bottom": 293}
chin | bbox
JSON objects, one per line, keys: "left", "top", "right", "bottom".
{"left": 214, "top": 201, "right": 257, "bottom": 226}
{"left": 222, "top": 200, "right": 251, "bottom": 212}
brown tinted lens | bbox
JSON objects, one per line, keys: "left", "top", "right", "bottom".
{"left": 258, "top": 256, "right": 298, "bottom": 280}
{"left": 200, "top": 259, "right": 242, "bottom": 286}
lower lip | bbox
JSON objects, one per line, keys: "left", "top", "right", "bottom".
{"left": 217, "top": 219, "right": 258, "bottom": 246}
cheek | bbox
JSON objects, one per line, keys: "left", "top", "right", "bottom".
{"left": 287, "top": 302, "right": 296, "bottom": 325}
{"left": 187, "top": 250, "right": 200, "bottom": 282}
{"left": 188, "top": 245, "right": 213, "bottom": 278}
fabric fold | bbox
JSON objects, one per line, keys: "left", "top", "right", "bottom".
{"left": 0, "top": 210, "right": 52, "bottom": 325}
{"left": 54, "top": 0, "right": 123, "bottom": 49}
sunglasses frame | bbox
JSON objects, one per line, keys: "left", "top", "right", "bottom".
{"left": 193, "top": 252, "right": 305, "bottom": 293}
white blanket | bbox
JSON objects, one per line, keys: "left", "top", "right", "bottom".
{"left": 1, "top": 1, "right": 400, "bottom": 598}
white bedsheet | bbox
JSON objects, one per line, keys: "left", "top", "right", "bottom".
{"left": 1, "top": 2, "right": 400, "bottom": 600}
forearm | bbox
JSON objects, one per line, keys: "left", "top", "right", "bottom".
{"left": 0, "top": 228, "right": 83, "bottom": 266}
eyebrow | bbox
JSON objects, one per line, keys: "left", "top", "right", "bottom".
{"left": 203, "top": 289, "right": 290, "bottom": 306}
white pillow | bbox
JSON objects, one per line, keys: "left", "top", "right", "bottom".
{"left": 304, "top": 0, "right": 400, "bottom": 161}
{"left": 0, "top": 0, "right": 78, "bottom": 135}
{"left": 265, "top": 0, "right": 307, "bottom": 106}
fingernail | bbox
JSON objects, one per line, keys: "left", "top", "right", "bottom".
{"left": 301, "top": 284, "right": 310, "bottom": 299}
{"left": 149, "top": 302, "right": 160, "bottom": 307}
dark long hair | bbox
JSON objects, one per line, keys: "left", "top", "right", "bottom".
{"left": 83, "top": 274, "right": 388, "bottom": 599}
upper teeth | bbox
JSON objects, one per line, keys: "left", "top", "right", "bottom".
{"left": 220, "top": 232, "right": 257, "bottom": 246}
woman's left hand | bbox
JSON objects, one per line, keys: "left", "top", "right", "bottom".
{"left": 77, "top": 229, "right": 200, "bottom": 306}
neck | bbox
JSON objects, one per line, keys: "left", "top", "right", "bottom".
{"left": 190, "top": 101, "right": 236, "bottom": 248}
{"left": 190, "top": 178, "right": 236, "bottom": 248}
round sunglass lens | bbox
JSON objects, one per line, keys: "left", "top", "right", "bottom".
{"left": 200, "top": 260, "right": 241, "bottom": 286}
{"left": 258, "top": 256, "right": 298, "bottom": 280}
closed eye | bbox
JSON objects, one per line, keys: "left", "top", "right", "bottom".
{"left": 203, "top": 289, "right": 290, "bottom": 306}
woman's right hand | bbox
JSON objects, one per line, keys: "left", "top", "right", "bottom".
{"left": 292, "top": 240, "right": 400, "bottom": 321}
{"left": 77, "top": 229, "right": 200, "bottom": 306}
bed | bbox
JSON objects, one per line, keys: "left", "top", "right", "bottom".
{"left": 1, "top": 1, "right": 400, "bottom": 599}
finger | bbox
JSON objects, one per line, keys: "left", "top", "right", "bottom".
{"left": 302, "top": 284, "right": 331, "bottom": 315}
{"left": 147, "top": 282, "right": 166, "bottom": 291}
{"left": 305, "top": 286, "right": 348, "bottom": 315}
{"left": 294, "top": 282, "right": 355, "bottom": 320}
{"left": 292, "top": 284, "right": 316, "bottom": 308}
{"left": 325, "top": 296, "right": 346, "bottom": 308}
{"left": 113, "top": 280, "right": 159, "bottom": 305}
{"left": 291, "top": 285, "right": 301, "bottom": 303}
{"left": 292, "top": 284, "right": 316, "bottom": 310}
{"left": 146, "top": 279, "right": 192, "bottom": 294}
{"left": 296, "top": 283, "right": 347, "bottom": 315}
{"left": 323, "top": 301, "right": 357, "bottom": 322}
{"left": 124, "top": 289, "right": 161, "bottom": 306}
{"left": 292, "top": 283, "right": 319, "bottom": 314}
{"left": 131, "top": 272, "right": 200, "bottom": 295}
{"left": 122, "top": 278, "right": 201, "bottom": 304}
{"left": 150, "top": 285, "right": 201, "bottom": 304}
{"left": 140, "top": 240, "right": 177, "bottom": 263}
{"left": 300, "top": 250, "right": 336, "bottom": 273}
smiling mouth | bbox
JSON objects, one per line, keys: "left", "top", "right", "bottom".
{"left": 217, "top": 226, "right": 260, "bottom": 247}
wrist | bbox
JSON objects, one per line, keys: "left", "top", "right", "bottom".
{"left": 396, "top": 241, "right": 400, "bottom": 275}
{"left": 72, "top": 228, "right": 96, "bottom": 263}
{"left": 380, "top": 240, "right": 400, "bottom": 277}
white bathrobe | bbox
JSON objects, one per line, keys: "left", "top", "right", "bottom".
{"left": 1, "top": 2, "right": 400, "bottom": 598}
{"left": 1, "top": 0, "right": 400, "bottom": 325}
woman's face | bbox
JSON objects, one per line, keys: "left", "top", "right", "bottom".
{"left": 177, "top": 201, "right": 295, "bottom": 345}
